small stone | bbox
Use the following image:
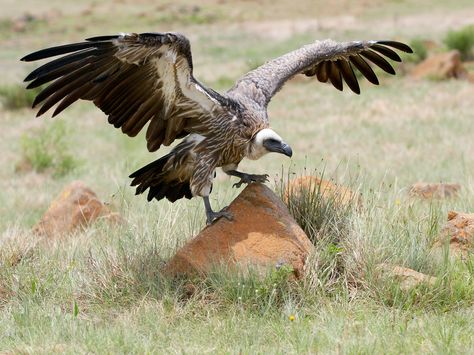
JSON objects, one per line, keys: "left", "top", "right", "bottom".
{"left": 376, "top": 263, "right": 437, "bottom": 291}
{"left": 433, "top": 211, "right": 474, "bottom": 257}
{"left": 165, "top": 183, "right": 314, "bottom": 278}
{"left": 33, "top": 181, "right": 118, "bottom": 237}
{"left": 411, "top": 50, "right": 467, "bottom": 80}
{"left": 408, "top": 182, "right": 461, "bottom": 199}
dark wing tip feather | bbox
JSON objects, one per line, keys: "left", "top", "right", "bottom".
{"left": 360, "top": 50, "right": 396, "bottom": 75}
{"left": 370, "top": 44, "right": 402, "bottom": 62}
{"left": 336, "top": 60, "right": 360, "bottom": 94}
{"left": 86, "top": 35, "right": 120, "bottom": 41}
{"left": 376, "top": 40, "right": 413, "bottom": 53}
{"left": 20, "top": 42, "right": 99, "bottom": 62}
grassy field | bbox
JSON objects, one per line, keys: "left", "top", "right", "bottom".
{"left": 1, "top": 0, "right": 474, "bottom": 353}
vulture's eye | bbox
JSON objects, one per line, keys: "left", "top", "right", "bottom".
{"left": 265, "top": 138, "right": 279, "bottom": 144}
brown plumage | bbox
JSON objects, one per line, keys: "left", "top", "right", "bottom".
{"left": 22, "top": 32, "right": 412, "bottom": 224}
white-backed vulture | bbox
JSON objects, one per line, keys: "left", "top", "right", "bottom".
{"left": 22, "top": 32, "right": 412, "bottom": 224}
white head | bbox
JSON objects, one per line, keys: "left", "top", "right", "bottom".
{"left": 247, "top": 128, "right": 293, "bottom": 160}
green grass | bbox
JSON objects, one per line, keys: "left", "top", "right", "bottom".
{"left": 1, "top": 182, "right": 473, "bottom": 352}
{"left": 18, "top": 121, "right": 80, "bottom": 177}
{"left": 444, "top": 25, "right": 474, "bottom": 60}
{"left": 1, "top": 0, "right": 474, "bottom": 352}
{"left": 0, "top": 84, "right": 40, "bottom": 110}
{"left": 402, "top": 38, "right": 428, "bottom": 63}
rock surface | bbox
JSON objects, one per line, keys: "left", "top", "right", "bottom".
{"left": 411, "top": 50, "right": 467, "bottom": 80}
{"left": 409, "top": 182, "right": 461, "bottom": 199}
{"left": 376, "top": 263, "right": 437, "bottom": 291}
{"left": 33, "top": 181, "right": 117, "bottom": 237}
{"left": 284, "top": 176, "right": 360, "bottom": 208}
{"left": 165, "top": 183, "right": 314, "bottom": 278}
{"left": 433, "top": 211, "right": 474, "bottom": 257}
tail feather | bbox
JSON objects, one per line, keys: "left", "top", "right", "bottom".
{"left": 129, "top": 153, "right": 192, "bottom": 202}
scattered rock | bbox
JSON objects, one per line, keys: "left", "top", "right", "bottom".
{"left": 376, "top": 263, "right": 437, "bottom": 291}
{"left": 420, "top": 39, "right": 440, "bottom": 51}
{"left": 411, "top": 50, "right": 467, "bottom": 80}
{"left": 14, "top": 158, "right": 33, "bottom": 174}
{"left": 165, "top": 183, "right": 314, "bottom": 278}
{"left": 33, "top": 181, "right": 119, "bottom": 237}
{"left": 80, "top": 8, "right": 93, "bottom": 16}
{"left": 11, "top": 13, "right": 37, "bottom": 32}
{"left": 468, "top": 72, "right": 474, "bottom": 84}
{"left": 284, "top": 176, "right": 360, "bottom": 208}
{"left": 408, "top": 182, "right": 461, "bottom": 199}
{"left": 99, "top": 211, "right": 124, "bottom": 225}
{"left": 433, "top": 211, "right": 474, "bottom": 257}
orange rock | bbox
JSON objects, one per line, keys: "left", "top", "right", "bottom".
{"left": 376, "top": 263, "right": 437, "bottom": 291}
{"left": 165, "top": 183, "right": 314, "bottom": 278}
{"left": 468, "top": 72, "right": 474, "bottom": 84}
{"left": 284, "top": 176, "right": 360, "bottom": 208}
{"left": 433, "top": 211, "right": 474, "bottom": 257}
{"left": 421, "top": 39, "right": 439, "bottom": 51}
{"left": 33, "top": 181, "right": 117, "bottom": 237}
{"left": 411, "top": 50, "right": 467, "bottom": 80}
{"left": 409, "top": 182, "right": 461, "bottom": 199}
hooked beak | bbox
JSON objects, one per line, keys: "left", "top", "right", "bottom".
{"left": 263, "top": 140, "right": 293, "bottom": 158}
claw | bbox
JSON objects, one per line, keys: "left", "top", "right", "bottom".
{"left": 232, "top": 173, "right": 269, "bottom": 189}
{"left": 206, "top": 208, "right": 233, "bottom": 225}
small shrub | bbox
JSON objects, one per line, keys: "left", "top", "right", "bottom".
{"left": 0, "top": 84, "right": 41, "bottom": 110}
{"left": 279, "top": 172, "right": 358, "bottom": 292}
{"left": 20, "top": 121, "right": 79, "bottom": 177}
{"left": 403, "top": 38, "right": 428, "bottom": 63}
{"left": 280, "top": 174, "right": 355, "bottom": 246}
{"left": 444, "top": 25, "right": 474, "bottom": 60}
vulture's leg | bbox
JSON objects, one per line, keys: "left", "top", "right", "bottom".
{"left": 203, "top": 196, "right": 233, "bottom": 225}
{"left": 226, "top": 170, "right": 269, "bottom": 189}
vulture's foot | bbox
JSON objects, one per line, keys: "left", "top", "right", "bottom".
{"left": 206, "top": 208, "right": 233, "bottom": 225}
{"left": 232, "top": 173, "right": 269, "bottom": 188}
{"left": 203, "top": 196, "right": 233, "bottom": 225}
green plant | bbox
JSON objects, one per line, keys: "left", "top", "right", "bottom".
{"left": 203, "top": 264, "right": 295, "bottom": 312}
{"left": 278, "top": 171, "right": 358, "bottom": 293}
{"left": 0, "top": 84, "right": 41, "bottom": 110}
{"left": 444, "top": 25, "right": 474, "bottom": 60}
{"left": 280, "top": 173, "right": 355, "bottom": 246}
{"left": 20, "top": 121, "right": 79, "bottom": 177}
{"left": 405, "top": 38, "right": 428, "bottom": 63}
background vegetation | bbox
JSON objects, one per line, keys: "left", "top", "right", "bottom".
{"left": 1, "top": 0, "right": 473, "bottom": 353}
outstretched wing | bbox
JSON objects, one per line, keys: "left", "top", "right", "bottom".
{"left": 22, "top": 32, "right": 225, "bottom": 152}
{"left": 229, "top": 39, "right": 412, "bottom": 107}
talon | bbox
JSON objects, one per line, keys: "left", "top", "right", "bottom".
{"left": 231, "top": 173, "right": 269, "bottom": 188}
{"left": 206, "top": 209, "right": 234, "bottom": 225}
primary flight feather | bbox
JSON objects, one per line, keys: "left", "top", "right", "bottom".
{"left": 22, "top": 32, "right": 412, "bottom": 224}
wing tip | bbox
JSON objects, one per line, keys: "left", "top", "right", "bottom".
{"left": 376, "top": 40, "right": 414, "bottom": 54}
{"left": 20, "top": 54, "right": 36, "bottom": 62}
{"left": 85, "top": 35, "right": 120, "bottom": 42}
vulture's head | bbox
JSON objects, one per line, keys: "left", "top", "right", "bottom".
{"left": 248, "top": 128, "right": 293, "bottom": 160}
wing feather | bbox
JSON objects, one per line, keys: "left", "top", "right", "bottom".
{"left": 360, "top": 50, "right": 396, "bottom": 75}
{"left": 328, "top": 61, "right": 343, "bottom": 91}
{"left": 316, "top": 61, "right": 329, "bottom": 83}
{"left": 22, "top": 32, "right": 226, "bottom": 152}
{"left": 349, "top": 54, "right": 379, "bottom": 85}
{"left": 337, "top": 60, "right": 360, "bottom": 94}
{"left": 230, "top": 39, "right": 412, "bottom": 106}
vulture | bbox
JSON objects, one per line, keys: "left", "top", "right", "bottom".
{"left": 21, "top": 32, "right": 412, "bottom": 224}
